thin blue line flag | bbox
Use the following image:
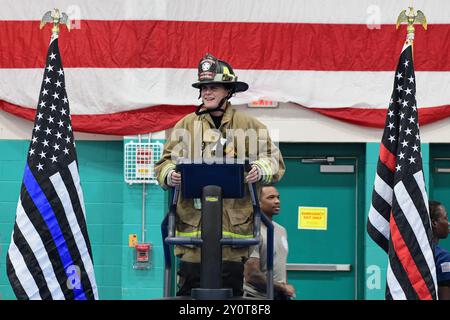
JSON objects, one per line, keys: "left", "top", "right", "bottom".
{"left": 6, "top": 35, "right": 98, "bottom": 300}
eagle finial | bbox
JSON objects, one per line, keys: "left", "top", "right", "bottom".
{"left": 396, "top": 7, "right": 427, "bottom": 42}
{"left": 40, "top": 8, "right": 71, "bottom": 36}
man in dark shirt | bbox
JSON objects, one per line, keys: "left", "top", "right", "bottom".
{"left": 429, "top": 200, "right": 450, "bottom": 300}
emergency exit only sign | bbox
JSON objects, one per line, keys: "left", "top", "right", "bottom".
{"left": 298, "top": 206, "right": 328, "bottom": 230}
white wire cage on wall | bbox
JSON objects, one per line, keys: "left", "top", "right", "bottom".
{"left": 124, "top": 140, "right": 163, "bottom": 184}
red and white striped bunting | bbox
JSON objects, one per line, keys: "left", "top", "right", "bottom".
{"left": 2, "top": 0, "right": 450, "bottom": 135}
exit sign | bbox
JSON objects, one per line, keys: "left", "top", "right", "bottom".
{"left": 247, "top": 99, "right": 279, "bottom": 108}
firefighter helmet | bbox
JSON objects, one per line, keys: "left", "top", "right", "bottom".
{"left": 192, "top": 53, "right": 248, "bottom": 93}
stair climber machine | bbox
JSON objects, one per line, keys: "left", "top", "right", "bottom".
{"left": 161, "top": 161, "right": 274, "bottom": 300}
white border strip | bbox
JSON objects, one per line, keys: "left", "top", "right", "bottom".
{"left": 0, "top": 0, "right": 448, "bottom": 24}
{"left": 1, "top": 69, "right": 449, "bottom": 114}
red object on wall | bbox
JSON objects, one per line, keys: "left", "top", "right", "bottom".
{"left": 135, "top": 243, "right": 151, "bottom": 262}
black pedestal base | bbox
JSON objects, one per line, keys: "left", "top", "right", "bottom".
{"left": 191, "top": 288, "right": 233, "bottom": 300}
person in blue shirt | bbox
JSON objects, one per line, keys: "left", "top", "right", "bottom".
{"left": 429, "top": 200, "right": 450, "bottom": 300}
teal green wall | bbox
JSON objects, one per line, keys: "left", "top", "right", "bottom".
{"left": 0, "top": 140, "right": 28, "bottom": 299}
{"left": 0, "top": 139, "right": 167, "bottom": 300}
{"left": 0, "top": 139, "right": 440, "bottom": 300}
{"left": 121, "top": 183, "right": 166, "bottom": 299}
{"left": 78, "top": 141, "right": 124, "bottom": 299}
{"left": 364, "top": 143, "right": 385, "bottom": 300}
{"left": 363, "top": 142, "right": 430, "bottom": 300}
{"left": 121, "top": 137, "right": 167, "bottom": 299}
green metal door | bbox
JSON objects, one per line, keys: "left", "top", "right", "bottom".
{"left": 275, "top": 143, "right": 365, "bottom": 300}
{"left": 430, "top": 145, "right": 450, "bottom": 251}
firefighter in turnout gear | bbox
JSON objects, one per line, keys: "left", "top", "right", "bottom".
{"left": 155, "top": 53, "right": 285, "bottom": 296}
